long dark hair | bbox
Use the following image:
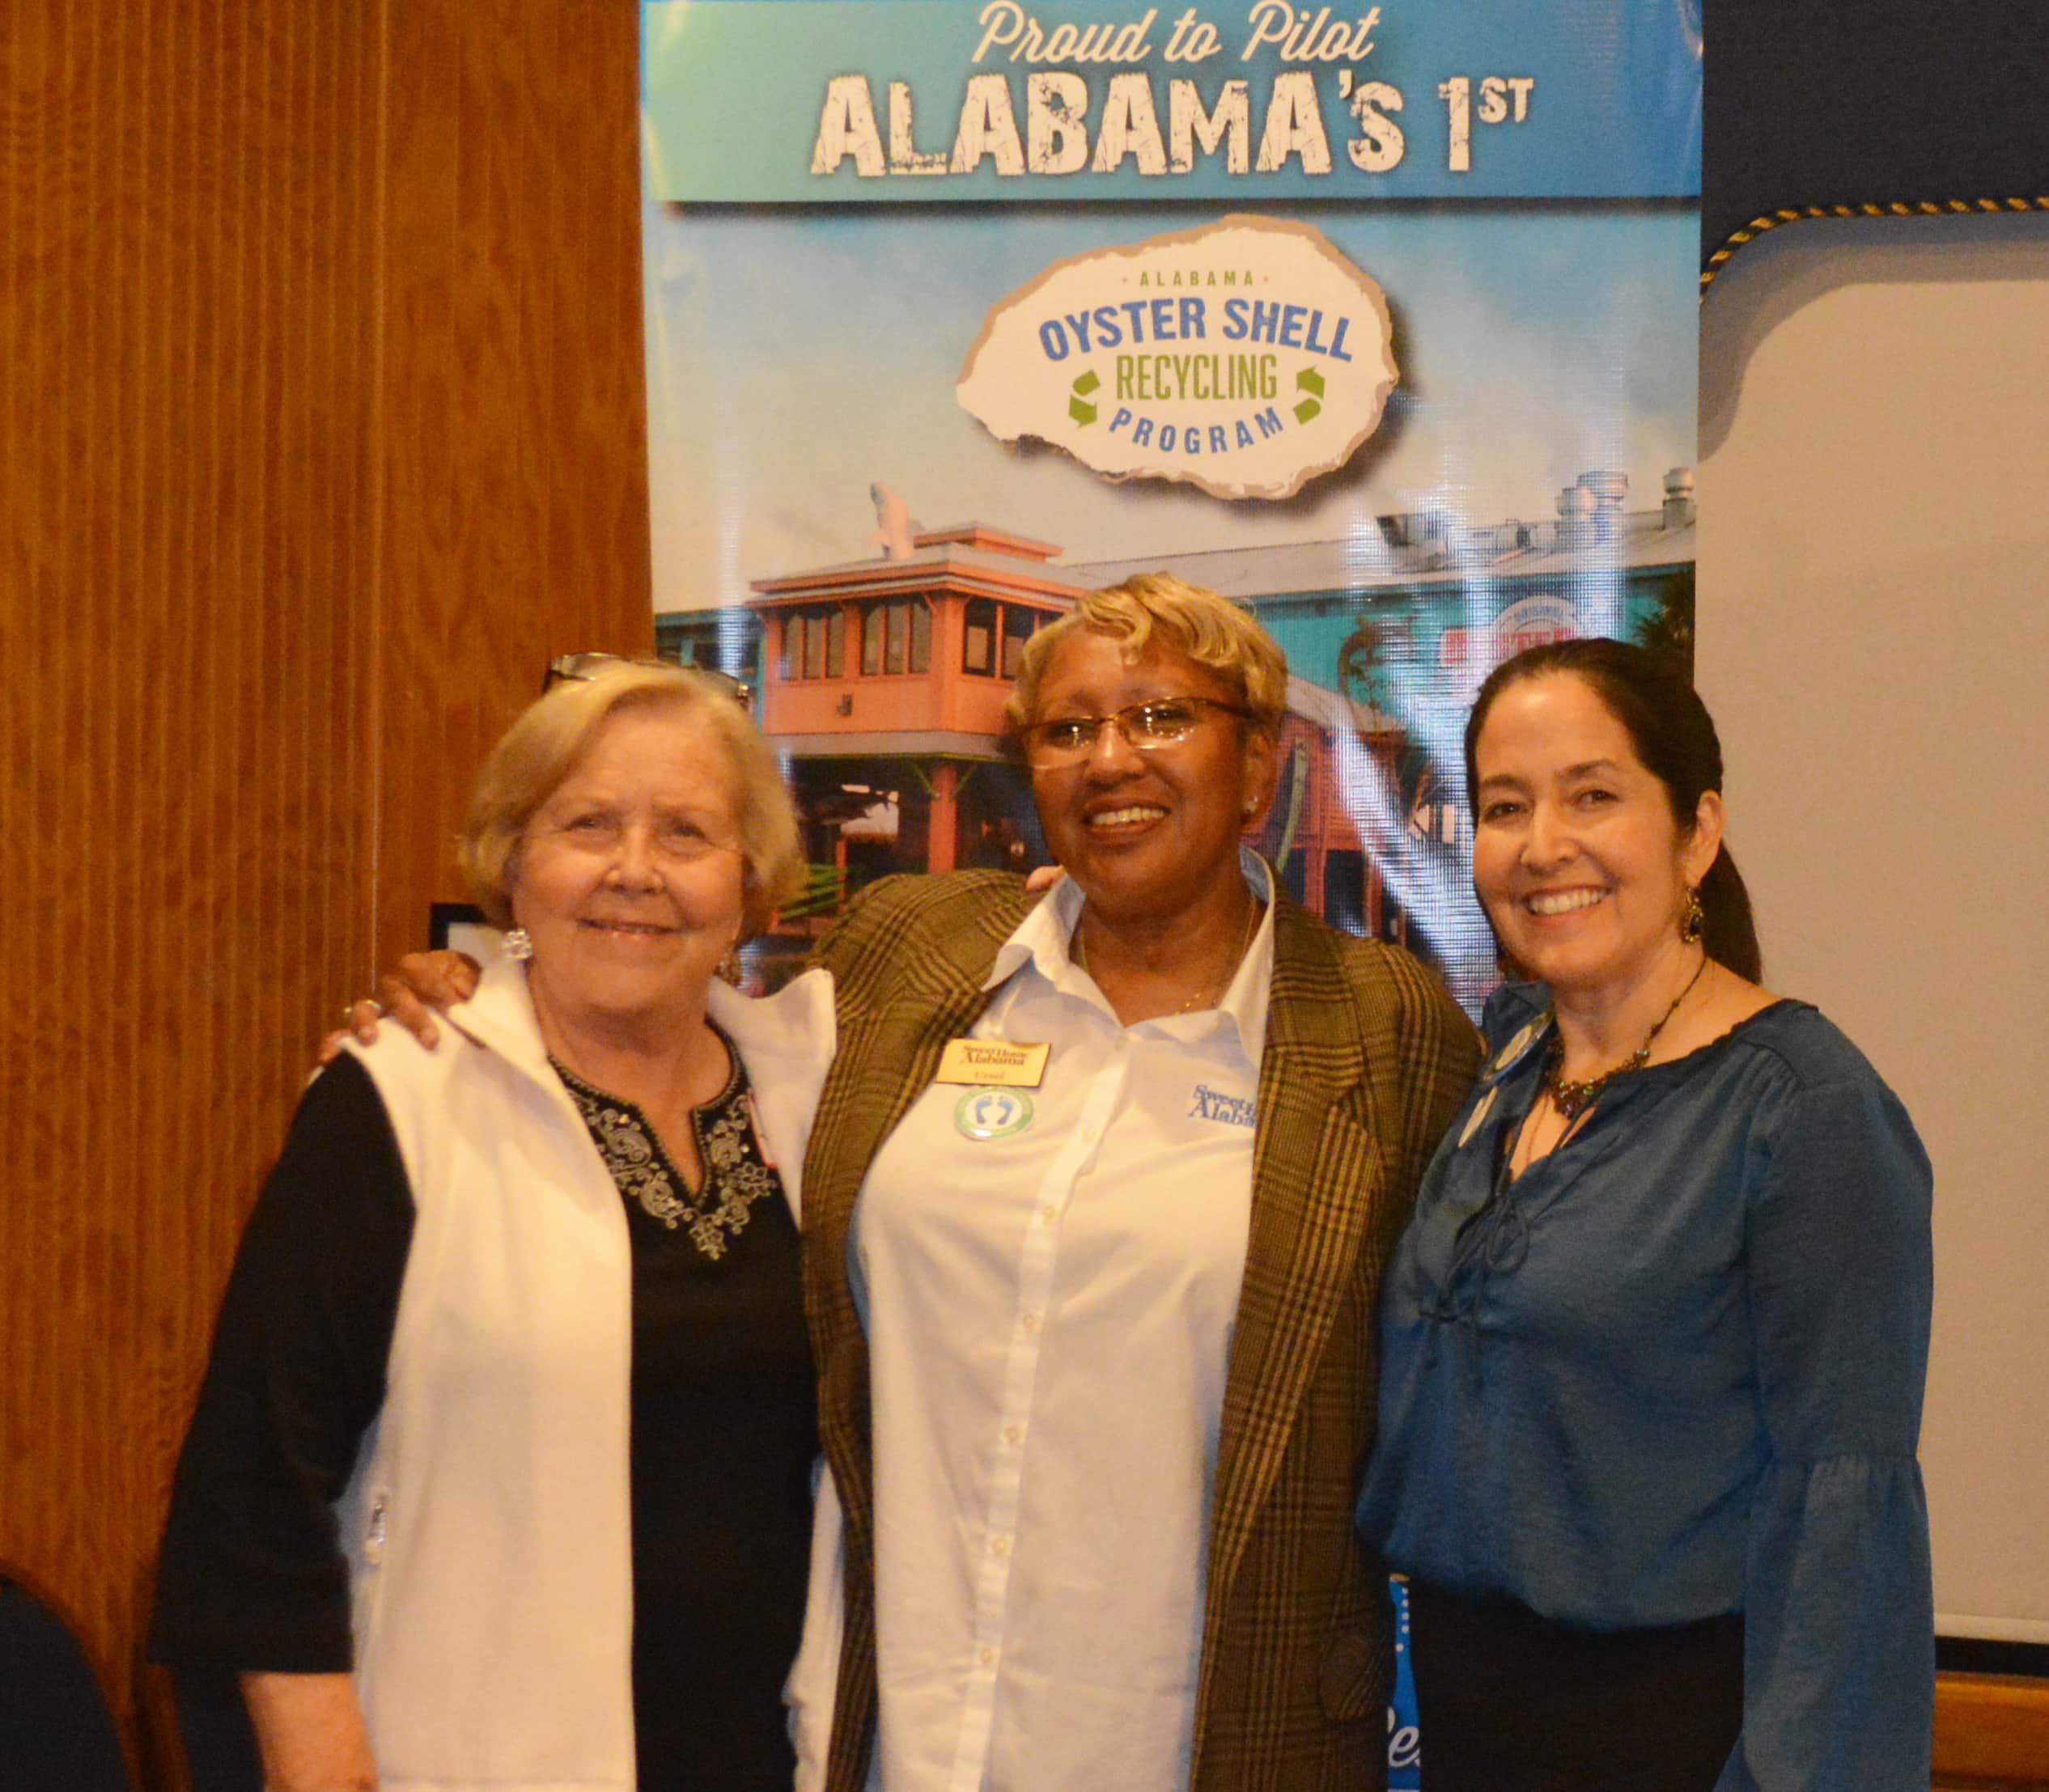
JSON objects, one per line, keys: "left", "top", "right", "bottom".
{"left": 1462, "top": 638, "right": 1763, "bottom": 981}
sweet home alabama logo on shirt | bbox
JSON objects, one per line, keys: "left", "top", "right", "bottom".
{"left": 957, "top": 214, "right": 1396, "bottom": 501}
{"left": 1189, "top": 1083, "right": 1258, "bottom": 1128}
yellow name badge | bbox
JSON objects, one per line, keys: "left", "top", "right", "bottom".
{"left": 935, "top": 1039, "right": 1050, "bottom": 1088}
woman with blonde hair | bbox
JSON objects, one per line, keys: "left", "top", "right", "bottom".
{"left": 152, "top": 663, "right": 837, "bottom": 1791}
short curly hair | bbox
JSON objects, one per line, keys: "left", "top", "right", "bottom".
{"left": 459, "top": 663, "right": 804, "bottom": 937}
{"left": 1006, "top": 573, "right": 1288, "bottom": 736}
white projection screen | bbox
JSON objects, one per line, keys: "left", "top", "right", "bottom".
{"left": 1697, "top": 210, "right": 2049, "bottom": 1643}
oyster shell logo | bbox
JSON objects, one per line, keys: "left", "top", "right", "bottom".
{"left": 957, "top": 214, "right": 1396, "bottom": 502}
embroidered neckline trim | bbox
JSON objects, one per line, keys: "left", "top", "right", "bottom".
{"left": 550, "top": 1034, "right": 777, "bottom": 1261}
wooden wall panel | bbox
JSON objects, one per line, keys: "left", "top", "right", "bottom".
{"left": 0, "top": 0, "right": 649, "bottom": 1779}
{"left": 0, "top": 8, "right": 384, "bottom": 1766}
{"left": 371, "top": 0, "right": 653, "bottom": 975}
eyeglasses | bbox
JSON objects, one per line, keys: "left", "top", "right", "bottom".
{"left": 1016, "top": 696, "right": 1249, "bottom": 768}
{"left": 542, "top": 652, "right": 753, "bottom": 706}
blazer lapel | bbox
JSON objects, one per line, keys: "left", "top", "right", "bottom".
{"left": 800, "top": 883, "right": 1029, "bottom": 1561}
{"left": 1203, "top": 898, "right": 1381, "bottom": 1616}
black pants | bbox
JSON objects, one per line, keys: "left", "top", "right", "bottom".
{"left": 1406, "top": 1578, "right": 1743, "bottom": 1792}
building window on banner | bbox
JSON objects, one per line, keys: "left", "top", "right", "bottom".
{"left": 963, "top": 598, "right": 998, "bottom": 676}
{"left": 1001, "top": 606, "right": 1037, "bottom": 679}
{"left": 780, "top": 607, "right": 845, "bottom": 681}
{"left": 860, "top": 597, "right": 933, "bottom": 677}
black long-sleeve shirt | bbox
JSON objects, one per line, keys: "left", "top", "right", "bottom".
{"left": 151, "top": 1046, "right": 817, "bottom": 1792}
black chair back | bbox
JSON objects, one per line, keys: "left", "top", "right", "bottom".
{"left": 0, "top": 1573, "right": 135, "bottom": 1792}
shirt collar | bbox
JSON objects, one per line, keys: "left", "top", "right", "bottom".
{"left": 985, "top": 848, "right": 1276, "bottom": 1065}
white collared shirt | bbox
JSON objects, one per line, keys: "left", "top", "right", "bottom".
{"left": 850, "top": 853, "right": 1275, "bottom": 1791}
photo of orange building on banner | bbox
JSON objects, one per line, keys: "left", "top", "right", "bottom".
{"left": 660, "top": 468, "right": 1693, "bottom": 993}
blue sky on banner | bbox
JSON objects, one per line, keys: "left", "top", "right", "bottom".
{"left": 643, "top": 0, "right": 1700, "bottom": 203}
{"left": 643, "top": 201, "right": 1696, "bottom": 595}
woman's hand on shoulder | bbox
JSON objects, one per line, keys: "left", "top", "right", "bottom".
{"left": 315, "top": 951, "right": 482, "bottom": 1064}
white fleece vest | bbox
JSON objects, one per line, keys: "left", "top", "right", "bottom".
{"left": 333, "top": 954, "right": 834, "bottom": 1792}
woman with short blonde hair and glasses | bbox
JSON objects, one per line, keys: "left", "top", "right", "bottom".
{"left": 785, "top": 574, "right": 1474, "bottom": 1790}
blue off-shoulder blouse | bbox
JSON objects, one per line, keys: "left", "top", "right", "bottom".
{"left": 1357, "top": 984, "right": 1935, "bottom": 1790}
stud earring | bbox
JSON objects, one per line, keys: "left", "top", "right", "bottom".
{"left": 1678, "top": 889, "right": 1704, "bottom": 945}
{"left": 503, "top": 927, "right": 534, "bottom": 961}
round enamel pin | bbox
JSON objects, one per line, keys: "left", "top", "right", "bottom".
{"left": 1457, "top": 1085, "right": 1499, "bottom": 1148}
{"left": 955, "top": 1087, "right": 1035, "bottom": 1141}
{"left": 1485, "top": 1015, "right": 1551, "bottom": 1082}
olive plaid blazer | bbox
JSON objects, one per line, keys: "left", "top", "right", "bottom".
{"left": 800, "top": 872, "right": 1480, "bottom": 1791}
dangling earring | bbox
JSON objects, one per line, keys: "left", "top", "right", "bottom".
{"left": 717, "top": 941, "right": 744, "bottom": 985}
{"left": 1678, "top": 888, "right": 1705, "bottom": 945}
{"left": 503, "top": 926, "right": 534, "bottom": 961}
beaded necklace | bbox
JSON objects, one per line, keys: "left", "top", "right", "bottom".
{"left": 1543, "top": 953, "right": 1710, "bottom": 1120}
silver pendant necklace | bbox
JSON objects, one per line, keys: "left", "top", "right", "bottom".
{"left": 1073, "top": 895, "right": 1260, "bottom": 1015}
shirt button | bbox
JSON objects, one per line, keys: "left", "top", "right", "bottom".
{"left": 978, "top": 1645, "right": 997, "bottom": 1666}
{"left": 1020, "top": 1311, "right": 1041, "bottom": 1335}
{"left": 1036, "top": 1204, "right": 1056, "bottom": 1226}
{"left": 991, "top": 1535, "right": 1012, "bottom": 1558}
{"left": 1004, "top": 1425, "right": 1024, "bottom": 1447}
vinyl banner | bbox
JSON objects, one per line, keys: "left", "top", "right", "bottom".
{"left": 643, "top": 6, "right": 1697, "bottom": 1776}
{"left": 640, "top": 0, "right": 1702, "bottom": 1024}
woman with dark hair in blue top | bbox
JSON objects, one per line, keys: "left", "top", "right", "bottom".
{"left": 1358, "top": 638, "right": 1934, "bottom": 1791}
